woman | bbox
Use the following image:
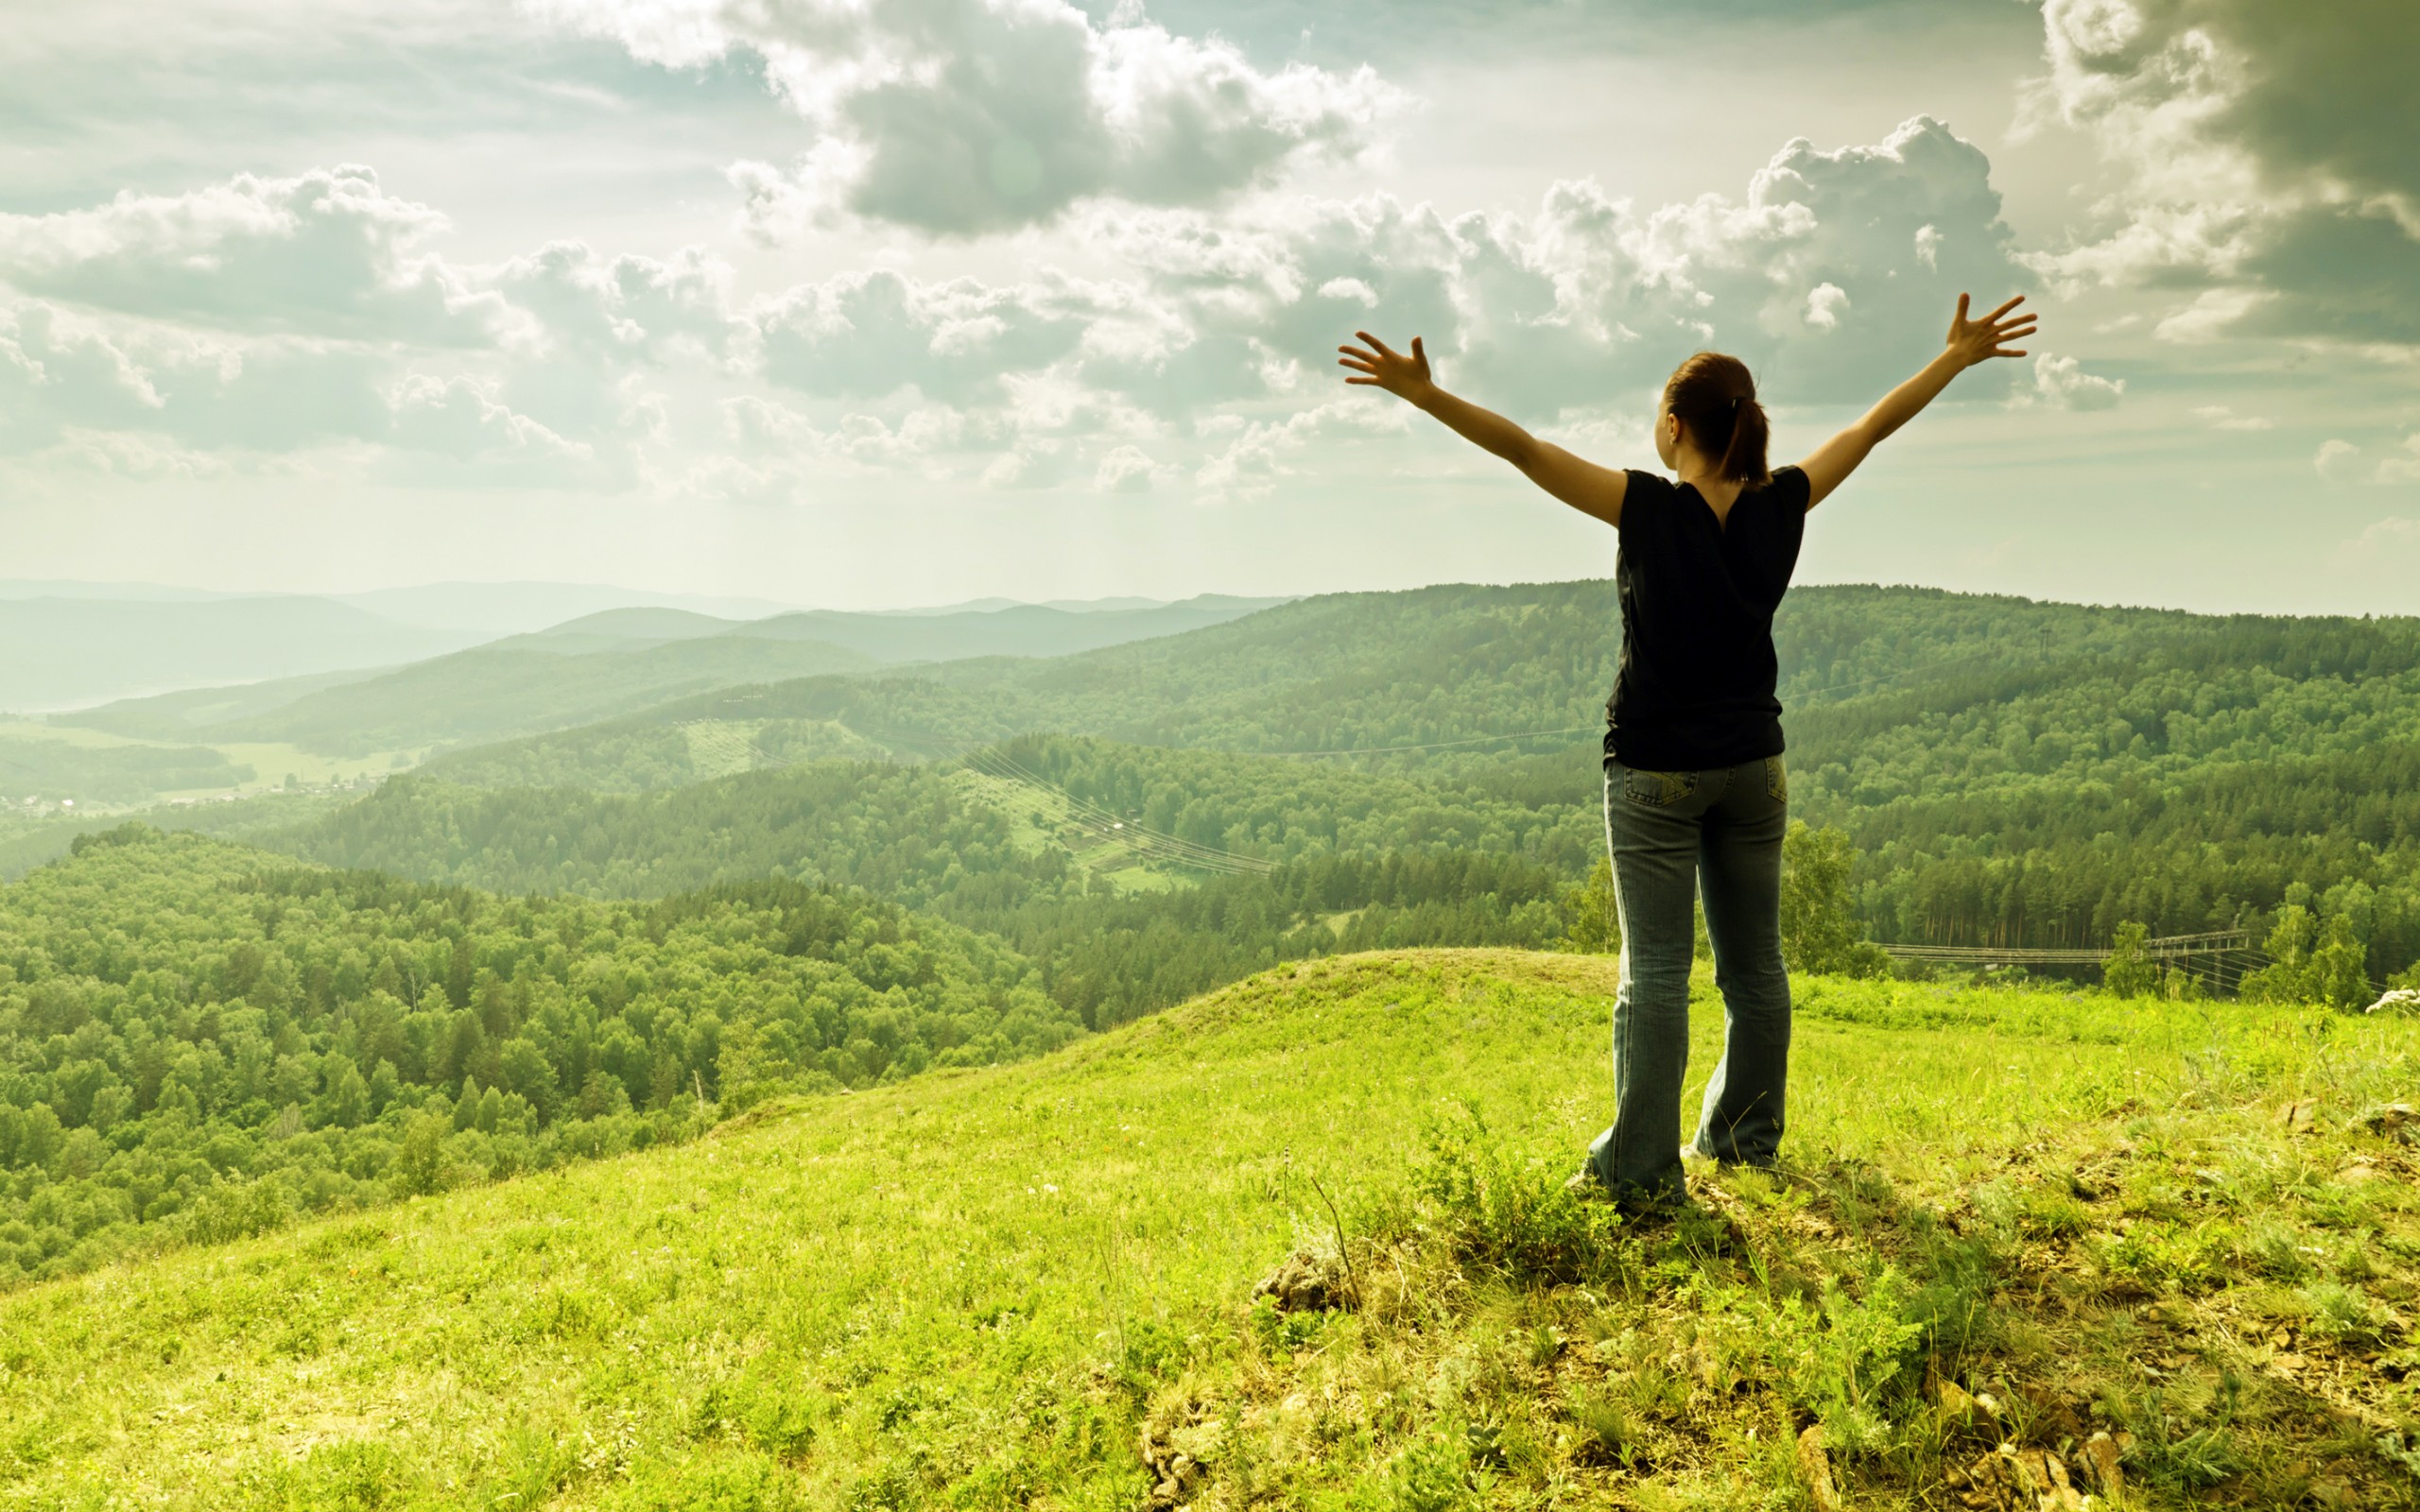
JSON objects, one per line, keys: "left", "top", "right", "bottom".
{"left": 1338, "top": 294, "right": 2037, "bottom": 1207}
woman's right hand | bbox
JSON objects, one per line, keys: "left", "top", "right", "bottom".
{"left": 1338, "top": 332, "right": 1435, "bottom": 404}
{"left": 1945, "top": 294, "right": 2037, "bottom": 369}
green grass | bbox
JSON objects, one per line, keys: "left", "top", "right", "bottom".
{"left": 6, "top": 951, "right": 2419, "bottom": 1508}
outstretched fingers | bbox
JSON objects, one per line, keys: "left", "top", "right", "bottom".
{"left": 1355, "top": 330, "right": 1403, "bottom": 361}
{"left": 1983, "top": 294, "right": 2028, "bottom": 322}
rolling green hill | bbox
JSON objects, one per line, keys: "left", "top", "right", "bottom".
{"left": 8, "top": 950, "right": 2414, "bottom": 1508}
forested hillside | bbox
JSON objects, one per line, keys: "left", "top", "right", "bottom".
{"left": 0, "top": 826, "right": 1076, "bottom": 1287}
{"left": 270, "top": 734, "right": 1594, "bottom": 1027}
{"left": 390, "top": 583, "right": 2420, "bottom": 982}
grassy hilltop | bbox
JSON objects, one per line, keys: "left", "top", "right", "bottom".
{"left": 7, "top": 951, "right": 2418, "bottom": 1509}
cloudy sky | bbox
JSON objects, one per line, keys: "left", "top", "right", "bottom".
{"left": 2, "top": 0, "right": 2414, "bottom": 613}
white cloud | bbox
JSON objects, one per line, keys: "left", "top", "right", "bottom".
{"left": 983, "top": 438, "right": 1074, "bottom": 491}
{"left": 0, "top": 299, "right": 399, "bottom": 452}
{"left": 1802, "top": 283, "right": 1849, "bottom": 331}
{"left": 387, "top": 374, "right": 588, "bottom": 463}
{"left": 2020, "top": 352, "right": 2124, "bottom": 411}
{"left": 537, "top": 0, "right": 1404, "bottom": 238}
{"left": 1092, "top": 443, "right": 1165, "bottom": 493}
{"left": 2191, "top": 404, "right": 2272, "bottom": 432}
{"left": 2313, "top": 435, "right": 2420, "bottom": 487}
{"left": 1194, "top": 399, "right": 1411, "bottom": 500}
{"left": 2340, "top": 516, "right": 2420, "bottom": 570}
{"left": 752, "top": 267, "right": 1108, "bottom": 403}
{"left": 0, "top": 165, "right": 506, "bottom": 344}
{"left": 2376, "top": 435, "right": 2420, "bottom": 487}
{"left": 494, "top": 241, "right": 735, "bottom": 363}
{"left": 2022, "top": 0, "right": 2420, "bottom": 344}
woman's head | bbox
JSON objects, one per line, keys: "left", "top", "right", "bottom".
{"left": 1655, "top": 352, "right": 1769, "bottom": 485}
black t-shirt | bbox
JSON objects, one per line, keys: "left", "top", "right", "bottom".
{"left": 1603, "top": 465, "right": 1808, "bottom": 772}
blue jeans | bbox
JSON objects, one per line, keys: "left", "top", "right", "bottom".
{"left": 1585, "top": 755, "right": 1792, "bottom": 1198}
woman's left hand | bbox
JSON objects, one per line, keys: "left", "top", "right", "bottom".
{"left": 1338, "top": 332, "right": 1434, "bottom": 404}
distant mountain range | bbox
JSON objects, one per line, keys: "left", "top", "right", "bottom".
{"left": 0, "top": 580, "right": 1290, "bottom": 715}
{"left": 50, "top": 593, "right": 1296, "bottom": 754}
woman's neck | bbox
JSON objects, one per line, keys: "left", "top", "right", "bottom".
{"left": 1674, "top": 455, "right": 1742, "bottom": 507}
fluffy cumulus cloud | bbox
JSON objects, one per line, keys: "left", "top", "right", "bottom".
{"left": 0, "top": 301, "right": 396, "bottom": 452}
{"left": 494, "top": 242, "right": 734, "bottom": 365}
{"left": 0, "top": 163, "right": 763, "bottom": 483}
{"left": 387, "top": 375, "right": 589, "bottom": 464}
{"left": 0, "top": 166, "right": 507, "bottom": 344}
{"left": 536, "top": 0, "right": 1402, "bottom": 238}
{"left": 2025, "top": 0, "right": 2420, "bottom": 342}
{"left": 752, "top": 268, "right": 1106, "bottom": 403}
{"left": 2021, "top": 352, "right": 2125, "bottom": 411}
{"left": 1098, "top": 115, "right": 2035, "bottom": 412}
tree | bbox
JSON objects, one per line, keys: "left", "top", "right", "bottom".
{"left": 325, "top": 1063, "right": 371, "bottom": 1129}
{"left": 1780, "top": 823, "right": 1892, "bottom": 978}
{"left": 392, "top": 1113, "right": 448, "bottom": 1197}
{"left": 2101, "top": 922, "right": 2158, "bottom": 998}
{"left": 2240, "top": 905, "right": 2314, "bottom": 1005}
{"left": 2310, "top": 915, "right": 2373, "bottom": 1010}
{"left": 1560, "top": 856, "right": 1620, "bottom": 955}
{"left": 716, "top": 1021, "right": 778, "bottom": 1113}
{"left": 2243, "top": 905, "right": 2372, "bottom": 1008}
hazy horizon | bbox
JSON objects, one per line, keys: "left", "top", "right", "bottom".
{"left": 4, "top": 0, "right": 2415, "bottom": 616}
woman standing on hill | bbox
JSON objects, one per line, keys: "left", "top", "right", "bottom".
{"left": 1338, "top": 295, "right": 2037, "bottom": 1207}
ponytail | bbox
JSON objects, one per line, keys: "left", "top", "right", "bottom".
{"left": 1662, "top": 352, "right": 1770, "bottom": 486}
{"left": 1720, "top": 393, "right": 1770, "bottom": 485}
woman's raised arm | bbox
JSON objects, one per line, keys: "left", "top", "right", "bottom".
{"left": 1798, "top": 293, "right": 2037, "bottom": 509}
{"left": 1339, "top": 332, "right": 1630, "bottom": 526}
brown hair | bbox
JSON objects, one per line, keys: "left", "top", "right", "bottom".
{"left": 1663, "top": 352, "right": 1769, "bottom": 486}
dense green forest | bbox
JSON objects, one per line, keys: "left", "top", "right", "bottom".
{"left": 0, "top": 826, "right": 1076, "bottom": 1287}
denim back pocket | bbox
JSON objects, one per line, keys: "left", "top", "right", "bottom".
{"left": 1764, "top": 756, "right": 1788, "bottom": 803}
{"left": 1622, "top": 768, "right": 1699, "bottom": 807}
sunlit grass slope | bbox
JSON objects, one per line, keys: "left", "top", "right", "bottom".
{"left": 7, "top": 952, "right": 2419, "bottom": 1509}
